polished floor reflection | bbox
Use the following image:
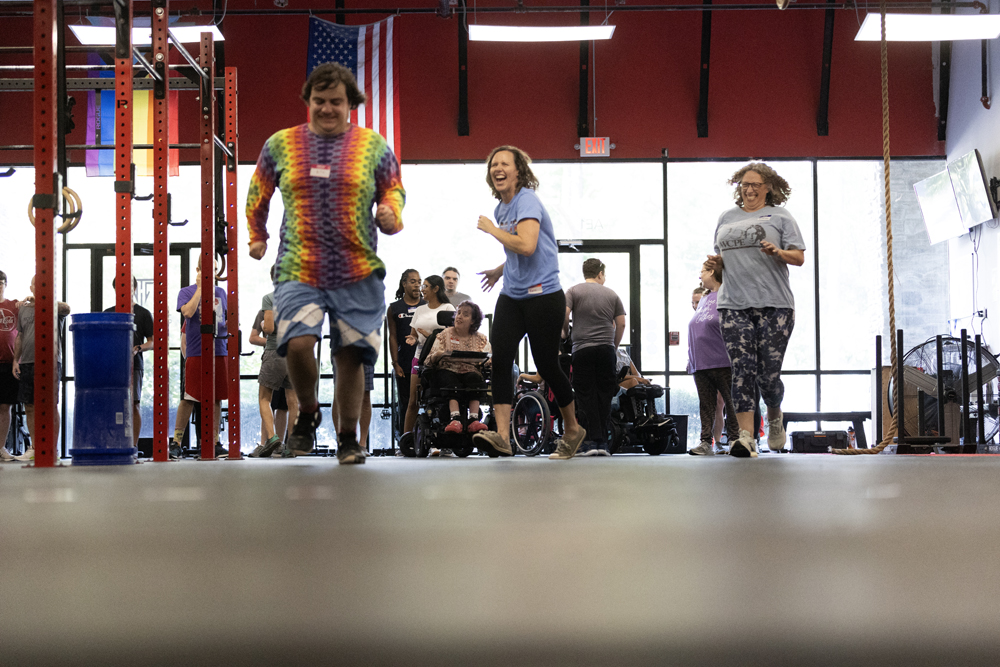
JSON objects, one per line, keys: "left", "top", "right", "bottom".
{"left": 2, "top": 453, "right": 999, "bottom": 666}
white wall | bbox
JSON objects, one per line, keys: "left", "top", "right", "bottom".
{"left": 946, "top": 0, "right": 1000, "bottom": 350}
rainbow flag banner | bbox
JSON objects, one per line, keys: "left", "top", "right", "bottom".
{"left": 86, "top": 84, "right": 180, "bottom": 178}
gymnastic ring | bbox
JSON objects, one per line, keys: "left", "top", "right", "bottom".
{"left": 27, "top": 187, "right": 83, "bottom": 234}
{"left": 57, "top": 187, "right": 83, "bottom": 233}
{"left": 215, "top": 251, "right": 228, "bottom": 281}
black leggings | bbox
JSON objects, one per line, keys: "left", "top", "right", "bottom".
{"left": 491, "top": 291, "right": 574, "bottom": 407}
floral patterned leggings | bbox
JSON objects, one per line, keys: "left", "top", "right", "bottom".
{"left": 718, "top": 307, "right": 795, "bottom": 413}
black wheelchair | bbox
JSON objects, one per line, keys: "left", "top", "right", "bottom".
{"left": 510, "top": 378, "right": 560, "bottom": 456}
{"left": 398, "top": 313, "right": 498, "bottom": 458}
{"left": 608, "top": 382, "right": 681, "bottom": 455}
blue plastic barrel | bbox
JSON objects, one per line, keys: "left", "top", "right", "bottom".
{"left": 68, "top": 313, "right": 137, "bottom": 465}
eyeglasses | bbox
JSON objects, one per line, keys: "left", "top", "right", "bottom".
{"left": 740, "top": 182, "right": 765, "bottom": 191}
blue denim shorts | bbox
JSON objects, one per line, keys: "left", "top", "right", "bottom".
{"left": 274, "top": 275, "right": 384, "bottom": 366}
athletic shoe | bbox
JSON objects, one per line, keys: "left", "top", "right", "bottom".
{"left": 777, "top": 0, "right": 790, "bottom": 8}
{"left": 767, "top": 412, "right": 787, "bottom": 452}
{"left": 429, "top": 448, "right": 443, "bottom": 457}
{"left": 592, "top": 445, "right": 611, "bottom": 457}
{"left": 253, "top": 435, "right": 283, "bottom": 458}
{"left": 578, "top": 441, "right": 596, "bottom": 457}
{"left": 13, "top": 447, "right": 34, "bottom": 462}
{"left": 0, "top": 447, "right": 15, "bottom": 462}
{"left": 467, "top": 421, "right": 488, "bottom": 434}
{"left": 439, "top": 448, "right": 457, "bottom": 458}
{"left": 689, "top": 441, "right": 716, "bottom": 456}
{"left": 549, "top": 427, "right": 588, "bottom": 460}
{"left": 336, "top": 432, "right": 366, "bottom": 465}
{"left": 444, "top": 420, "right": 464, "bottom": 434}
{"left": 214, "top": 444, "right": 229, "bottom": 459}
{"left": 714, "top": 444, "right": 728, "bottom": 455}
{"left": 168, "top": 442, "right": 183, "bottom": 460}
{"left": 729, "top": 429, "right": 759, "bottom": 458}
{"left": 284, "top": 408, "right": 321, "bottom": 457}
{"left": 473, "top": 430, "right": 512, "bottom": 456}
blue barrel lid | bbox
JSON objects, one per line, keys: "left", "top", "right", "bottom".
{"left": 70, "top": 312, "right": 136, "bottom": 331}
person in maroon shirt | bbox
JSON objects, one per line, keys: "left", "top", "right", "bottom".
{"left": 0, "top": 270, "right": 19, "bottom": 461}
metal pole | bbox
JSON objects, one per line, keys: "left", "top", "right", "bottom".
{"left": 961, "top": 329, "right": 970, "bottom": 445}
{"left": 223, "top": 66, "right": 242, "bottom": 460}
{"left": 976, "top": 334, "right": 985, "bottom": 445}
{"left": 198, "top": 32, "right": 216, "bottom": 460}
{"left": 875, "top": 334, "right": 882, "bottom": 444}
{"left": 114, "top": 0, "right": 133, "bottom": 316}
{"left": 32, "top": 0, "right": 59, "bottom": 467}
{"left": 896, "top": 329, "right": 904, "bottom": 447}
{"left": 936, "top": 335, "right": 946, "bottom": 441}
{"left": 917, "top": 389, "right": 926, "bottom": 437}
{"left": 151, "top": 0, "right": 170, "bottom": 462}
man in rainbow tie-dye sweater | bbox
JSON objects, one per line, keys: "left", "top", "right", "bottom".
{"left": 246, "top": 62, "right": 405, "bottom": 465}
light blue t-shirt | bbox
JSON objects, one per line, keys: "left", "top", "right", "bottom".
{"left": 495, "top": 188, "right": 561, "bottom": 300}
{"left": 713, "top": 205, "right": 805, "bottom": 310}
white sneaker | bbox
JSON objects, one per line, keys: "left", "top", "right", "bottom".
{"left": 729, "top": 430, "right": 758, "bottom": 458}
{"left": 767, "top": 412, "right": 786, "bottom": 452}
{"left": 689, "top": 441, "right": 715, "bottom": 456}
{"left": 0, "top": 447, "right": 15, "bottom": 462}
{"left": 14, "top": 447, "right": 35, "bottom": 462}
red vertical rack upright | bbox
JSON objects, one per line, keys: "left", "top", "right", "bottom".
{"left": 114, "top": 0, "right": 133, "bottom": 315}
{"left": 224, "top": 66, "right": 241, "bottom": 460}
{"left": 151, "top": 0, "right": 170, "bottom": 461}
{"left": 198, "top": 33, "right": 216, "bottom": 460}
{"left": 32, "top": 0, "right": 59, "bottom": 468}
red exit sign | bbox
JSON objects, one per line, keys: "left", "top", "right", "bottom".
{"left": 579, "top": 137, "right": 611, "bottom": 157}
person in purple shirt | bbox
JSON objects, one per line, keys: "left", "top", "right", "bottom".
{"left": 687, "top": 261, "right": 739, "bottom": 456}
{"left": 169, "top": 261, "right": 229, "bottom": 460}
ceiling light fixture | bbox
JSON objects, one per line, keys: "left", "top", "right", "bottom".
{"left": 468, "top": 24, "right": 615, "bottom": 42}
{"left": 855, "top": 13, "right": 1000, "bottom": 41}
{"left": 68, "top": 24, "right": 225, "bottom": 46}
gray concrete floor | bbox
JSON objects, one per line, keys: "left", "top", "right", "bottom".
{"left": 1, "top": 452, "right": 999, "bottom": 666}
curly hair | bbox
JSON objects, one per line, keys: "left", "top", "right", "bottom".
{"left": 301, "top": 63, "right": 366, "bottom": 110}
{"left": 728, "top": 162, "right": 792, "bottom": 208}
{"left": 485, "top": 145, "right": 540, "bottom": 200}
{"left": 394, "top": 268, "right": 419, "bottom": 300}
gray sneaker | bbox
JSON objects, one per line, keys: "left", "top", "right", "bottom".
{"left": 252, "top": 435, "right": 283, "bottom": 458}
{"left": 767, "top": 413, "right": 786, "bottom": 452}
{"left": 549, "top": 427, "right": 587, "bottom": 460}
{"left": 729, "top": 429, "right": 759, "bottom": 458}
{"left": 592, "top": 445, "right": 611, "bottom": 457}
{"left": 473, "top": 430, "right": 512, "bottom": 456}
{"left": 689, "top": 441, "right": 715, "bottom": 456}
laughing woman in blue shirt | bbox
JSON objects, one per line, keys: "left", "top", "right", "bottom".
{"left": 474, "top": 145, "right": 586, "bottom": 460}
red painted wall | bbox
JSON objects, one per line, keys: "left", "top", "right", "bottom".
{"left": 0, "top": 3, "right": 944, "bottom": 165}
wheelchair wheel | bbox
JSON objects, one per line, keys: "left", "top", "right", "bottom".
{"left": 511, "top": 390, "right": 551, "bottom": 457}
{"left": 414, "top": 414, "right": 431, "bottom": 458}
{"left": 607, "top": 421, "right": 623, "bottom": 455}
{"left": 398, "top": 431, "right": 416, "bottom": 457}
{"left": 452, "top": 443, "right": 474, "bottom": 458}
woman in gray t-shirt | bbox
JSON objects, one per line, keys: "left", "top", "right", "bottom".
{"left": 705, "top": 162, "right": 805, "bottom": 458}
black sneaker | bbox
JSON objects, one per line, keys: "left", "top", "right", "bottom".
{"left": 168, "top": 442, "right": 183, "bottom": 460}
{"left": 336, "top": 432, "right": 366, "bottom": 465}
{"left": 283, "top": 408, "right": 321, "bottom": 457}
{"left": 214, "top": 443, "right": 229, "bottom": 459}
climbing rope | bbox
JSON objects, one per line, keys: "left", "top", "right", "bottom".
{"left": 834, "top": 0, "right": 897, "bottom": 455}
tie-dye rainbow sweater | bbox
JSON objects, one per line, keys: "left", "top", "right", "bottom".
{"left": 246, "top": 123, "right": 405, "bottom": 289}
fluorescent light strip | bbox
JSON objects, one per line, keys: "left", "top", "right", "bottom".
{"left": 855, "top": 13, "right": 1000, "bottom": 41}
{"left": 468, "top": 24, "right": 615, "bottom": 42}
{"left": 69, "top": 24, "right": 225, "bottom": 46}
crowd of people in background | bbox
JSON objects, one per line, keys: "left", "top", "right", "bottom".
{"left": 0, "top": 61, "right": 807, "bottom": 464}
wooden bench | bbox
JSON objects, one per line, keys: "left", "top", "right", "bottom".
{"left": 781, "top": 411, "right": 873, "bottom": 449}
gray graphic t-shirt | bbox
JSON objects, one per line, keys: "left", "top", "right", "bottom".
{"left": 713, "top": 205, "right": 805, "bottom": 310}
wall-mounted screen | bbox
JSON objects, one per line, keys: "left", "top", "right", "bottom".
{"left": 948, "top": 149, "right": 997, "bottom": 227}
{"left": 914, "top": 169, "right": 966, "bottom": 245}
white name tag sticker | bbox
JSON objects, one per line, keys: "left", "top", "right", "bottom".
{"left": 527, "top": 284, "right": 543, "bottom": 295}
{"left": 758, "top": 215, "right": 772, "bottom": 220}
{"left": 310, "top": 165, "right": 331, "bottom": 178}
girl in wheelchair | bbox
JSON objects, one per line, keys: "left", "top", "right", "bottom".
{"left": 423, "top": 301, "right": 492, "bottom": 434}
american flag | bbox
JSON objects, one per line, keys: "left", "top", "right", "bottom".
{"left": 307, "top": 16, "right": 401, "bottom": 159}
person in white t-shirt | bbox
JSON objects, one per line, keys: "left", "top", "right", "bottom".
{"left": 402, "top": 275, "right": 455, "bottom": 433}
